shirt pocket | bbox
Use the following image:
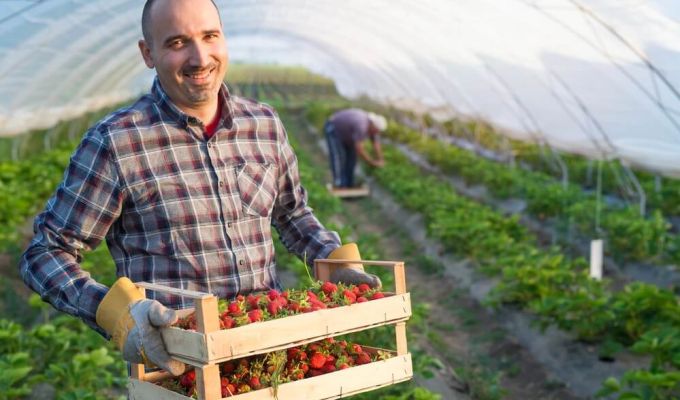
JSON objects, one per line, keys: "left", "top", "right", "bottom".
{"left": 235, "top": 162, "right": 278, "bottom": 218}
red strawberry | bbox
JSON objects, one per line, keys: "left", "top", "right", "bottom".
{"left": 343, "top": 289, "right": 357, "bottom": 304}
{"left": 338, "top": 363, "right": 350, "bottom": 370}
{"left": 221, "top": 378, "right": 236, "bottom": 397}
{"left": 247, "top": 309, "right": 263, "bottom": 322}
{"left": 246, "top": 294, "right": 260, "bottom": 310}
{"left": 248, "top": 376, "right": 261, "bottom": 390}
{"left": 321, "top": 281, "right": 337, "bottom": 295}
{"left": 221, "top": 315, "right": 235, "bottom": 329}
{"left": 322, "top": 363, "right": 337, "bottom": 373}
{"left": 227, "top": 301, "right": 241, "bottom": 315}
{"left": 358, "top": 283, "right": 370, "bottom": 294}
{"left": 267, "top": 289, "right": 280, "bottom": 300}
{"left": 288, "top": 302, "right": 300, "bottom": 312}
{"left": 356, "top": 296, "right": 368, "bottom": 303}
{"left": 222, "top": 361, "right": 236, "bottom": 374}
{"left": 310, "top": 352, "right": 326, "bottom": 369}
{"left": 371, "top": 292, "right": 385, "bottom": 300}
{"left": 179, "top": 369, "right": 196, "bottom": 388}
{"left": 356, "top": 352, "right": 371, "bottom": 365}
{"left": 267, "top": 301, "right": 281, "bottom": 316}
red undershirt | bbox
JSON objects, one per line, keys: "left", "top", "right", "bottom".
{"left": 204, "top": 98, "right": 223, "bottom": 139}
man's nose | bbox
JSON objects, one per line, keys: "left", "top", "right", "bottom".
{"left": 189, "top": 43, "right": 211, "bottom": 66}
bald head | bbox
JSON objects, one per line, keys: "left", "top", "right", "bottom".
{"left": 142, "top": 0, "right": 222, "bottom": 46}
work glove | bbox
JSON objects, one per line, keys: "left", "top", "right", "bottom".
{"left": 96, "top": 277, "right": 186, "bottom": 376}
{"left": 328, "top": 243, "right": 382, "bottom": 288}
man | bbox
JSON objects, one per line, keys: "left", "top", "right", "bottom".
{"left": 324, "top": 108, "right": 387, "bottom": 188}
{"left": 19, "top": 0, "right": 378, "bottom": 377}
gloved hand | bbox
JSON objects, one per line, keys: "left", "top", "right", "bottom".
{"left": 96, "top": 277, "right": 186, "bottom": 376}
{"left": 328, "top": 243, "right": 381, "bottom": 289}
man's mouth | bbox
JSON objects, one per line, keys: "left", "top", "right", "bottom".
{"left": 184, "top": 66, "right": 216, "bottom": 84}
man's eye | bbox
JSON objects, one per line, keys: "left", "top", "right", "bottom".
{"left": 169, "top": 40, "right": 184, "bottom": 48}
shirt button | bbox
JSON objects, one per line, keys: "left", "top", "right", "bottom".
{"left": 239, "top": 259, "right": 245, "bottom": 266}
{"left": 207, "top": 142, "right": 213, "bottom": 148}
{"left": 219, "top": 181, "right": 224, "bottom": 186}
{"left": 227, "top": 222, "right": 232, "bottom": 228}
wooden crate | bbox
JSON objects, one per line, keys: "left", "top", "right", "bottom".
{"left": 326, "top": 183, "right": 370, "bottom": 198}
{"left": 128, "top": 259, "right": 412, "bottom": 400}
{"left": 129, "top": 348, "right": 413, "bottom": 400}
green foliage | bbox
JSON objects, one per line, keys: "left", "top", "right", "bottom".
{"left": 383, "top": 119, "right": 674, "bottom": 263}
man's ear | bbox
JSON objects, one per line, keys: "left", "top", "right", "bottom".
{"left": 138, "top": 39, "right": 155, "bottom": 69}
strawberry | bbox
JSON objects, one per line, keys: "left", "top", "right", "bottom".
{"left": 267, "top": 300, "right": 280, "bottom": 316}
{"left": 179, "top": 369, "right": 195, "bottom": 388}
{"left": 371, "top": 292, "right": 385, "bottom": 300}
{"left": 248, "top": 376, "right": 261, "bottom": 390}
{"left": 221, "top": 379, "right": 236, "bottom": 397}
{"left": 288, "top": 301, "right": 301, "bottom": 313}
{"left": 267, "top": 289, "right": 280, "bottom": 301}
{"left": 221, "top": 361, "right": 236, "bottom": 374}
{"left": 310, "top": 352, "right": 326, "bottom": 369}
{"left": 221, "top": 315, "right": 235, "bottom": 329}
{"left": 237, "top": 384, "right": 252, "bottom": 394}
{"left": 357, "top": 283, "right": 370, "bottom": 294}
{"left": 246, "top": 294, "right": 260, "bottom": 310}
{"left": 322, "top": 363, "right": 337, "bottom": 373}
{"left": 321, "top": 281, "right": 337, "bottom": 295}
{"left": 356, "top": 352, "right": 371, "bottom": 365}
{"left": 248, "top": 309, "right": 263, "bottom": 322}
{"left": 342, "top": 289, "right": 357, "bottom": 304}
{"left": 227, "top": 301, "right": 242, "bottom": 316}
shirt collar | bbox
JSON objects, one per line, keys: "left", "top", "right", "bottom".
{"left": 150, "top": 76, "right": 234, "bottom": 130}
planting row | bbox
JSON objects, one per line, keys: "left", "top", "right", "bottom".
{"left": 383, "top": 119, "right": 678, "bottom": 266}
{"left": 421, "top": 113, "right": 680, "bottom": 218}
{"left": 363, "top": 142, "right": 680, "bottom": 398}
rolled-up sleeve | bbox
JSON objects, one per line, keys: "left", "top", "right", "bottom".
{"left": 19, "top": 128, "right": 124, "bottom": 335}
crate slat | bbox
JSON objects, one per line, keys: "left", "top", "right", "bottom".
{"left": 162, "top": 293, "right": 411, "bottom": 364}
{"left": 129, "top": 352, "right": 413, "bottom": 400}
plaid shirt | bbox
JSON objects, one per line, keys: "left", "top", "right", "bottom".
{"left": 19, "top": 78, "right": 341, "bottom": 335}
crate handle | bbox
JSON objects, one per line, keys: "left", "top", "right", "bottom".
{"left": 313, "top": 259, "right": 406, "bottom": 295}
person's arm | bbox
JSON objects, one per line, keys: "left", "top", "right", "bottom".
{"left": 19, "top": 127, "right": 185, "bottom": 375}
{"left": 371, "top": 135, "right": 384, "bottom": 165}
{"left": 270, "top": 113, "right": 342, "bottom": 264}
{"left": 354, "top": 140, "right": 384, "bottom": 168}
{"left": 19, "top": 128, "right": 123, "bottom": 335}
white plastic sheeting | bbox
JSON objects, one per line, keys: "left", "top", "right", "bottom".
{"left": 1, "top": 0, "right": 679, "bottom": 176}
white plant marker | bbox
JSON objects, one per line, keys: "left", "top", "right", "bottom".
{"left": 590, "top": 239, "right": 603, "bottom": 280}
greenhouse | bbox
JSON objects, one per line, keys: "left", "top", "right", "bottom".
{"left": 2, "top": 0, "right": 680, "bottom": 399}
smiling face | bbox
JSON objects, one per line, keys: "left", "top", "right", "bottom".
{"left": 139, "top": 0, "right": 228, "bottom": 119}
